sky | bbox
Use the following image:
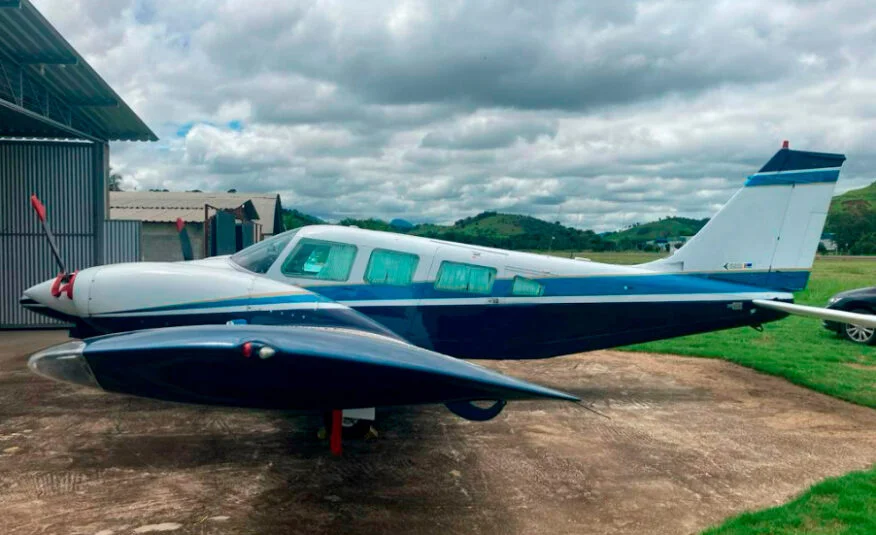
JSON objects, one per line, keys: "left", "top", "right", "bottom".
{"left": 34, "top": 0, "right": 876, "bottom": 232}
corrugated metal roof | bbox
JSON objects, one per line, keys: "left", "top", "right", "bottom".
{"left": 110, "top": 192, "right": 283, "bottom": 235}
{"left": 0, "top": 1, "right": 156, "bottom": 141}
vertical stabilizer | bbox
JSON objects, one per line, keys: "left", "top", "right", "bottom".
{"left": 643, "top": 144, "right": 846, "bottom": 291}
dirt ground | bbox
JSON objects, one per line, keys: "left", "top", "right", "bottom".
{"left": 1, "top": 331, "right": 874, "bottom": 535}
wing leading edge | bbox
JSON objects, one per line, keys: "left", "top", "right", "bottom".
{"left": 28, "top": 324, "right": 577, "bottom": 418}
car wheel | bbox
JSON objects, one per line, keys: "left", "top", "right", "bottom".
{"left": 841, "top": 308, "right": 876, "bottom": 345}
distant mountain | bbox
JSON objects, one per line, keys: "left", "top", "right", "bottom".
{"left": 390, "top": 218, "right": 415, "bottom": 230}
{"left": 408, "top": 212, "right": 610, "bottom": 251}
{"left": 282, "top": 209, "right": 324, "bottom": 229}
{"left": 603, "top": 217, "right": 709, "bottom": 244}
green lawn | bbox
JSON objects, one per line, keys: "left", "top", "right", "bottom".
{"left": 703, "top": 466, "right": 876, "bottom": 535}
{"left": 622, "top": 257, "right": 876, "bottom": 408}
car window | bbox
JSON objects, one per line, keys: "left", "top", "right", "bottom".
{"left": 365, "top": 249, "right": 419, "bottom": 286}
{"left": 434, "top": 261, "right": 496, "bottom": 294}
{"left": 281, "top": 239, "right": 357, "bottom": 281}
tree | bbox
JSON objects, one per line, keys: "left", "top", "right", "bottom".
{"left": 850, "top": 232, "right": 876, "bottom": 255}
{"left": 108, "top": 168, "right": 123, "bottom": 191}
{"left": 828, "top": 204, "right": 876, "bottom": 253}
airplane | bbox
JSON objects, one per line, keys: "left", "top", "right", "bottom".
{"left": 19, "top": 143, "right": 876, "bottom": 450}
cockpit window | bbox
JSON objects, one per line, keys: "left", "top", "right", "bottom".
{"left": 230, "top": 230, "right": 297, "bottom": 274}
{"left": 282, "top": 239, "right": 357, "bottom": 281}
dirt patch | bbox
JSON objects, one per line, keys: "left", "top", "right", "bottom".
{"left": 845, "top": 362, "right": 876, "bottom": 371}
{"left": 1, "top": 331, "right": 875, "bottom": 535}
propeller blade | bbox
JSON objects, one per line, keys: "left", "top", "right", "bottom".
{"left": 176, "top": 218, "right": 194, "bottom": 261}
{"left": 30, "top": 194, "right": 67, "bottom": 275}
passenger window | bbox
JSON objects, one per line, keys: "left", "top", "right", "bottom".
{"left": 281, "top": 239, "right": 357, "bottom": 281}
{"left": 511, "top": 276, "right": 544, "bottom": 297}
{"left": 434, "top": 261, "right": 497, "bottom": 294}
{"left": 365, "top": 249, "right": 419, "bottom": 286}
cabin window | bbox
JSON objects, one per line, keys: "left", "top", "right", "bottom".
{"left": 511, "top": 276, "right": 544, "bottom": 297}
{"left": 281, "top": 239, "right": 357, "bottom": 281}
{"left": 434, "top": 261, "right": 497, "bottom": 294}
{"left": 365, "top": 249, "right": 419, "bottom": 286}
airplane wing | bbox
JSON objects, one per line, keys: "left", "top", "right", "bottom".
{"left": 753, "top": 299, "right": 876, "bottom": 328}
{"left": 28, "top": 324, "right": 577, "bottom": 419}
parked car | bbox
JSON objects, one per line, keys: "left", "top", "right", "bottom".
{"left": 823, "top": 287, "right": 876, "bottom": 345}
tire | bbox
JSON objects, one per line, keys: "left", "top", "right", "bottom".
{"left": 322, "top": 412, "right": 375, "bottom": 440}
{"left": 841, "top": 308, "right": 876, "bottom": 345}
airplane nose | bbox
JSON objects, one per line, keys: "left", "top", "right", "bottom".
{"left": 21, "top": 277, "right": 81, "bottom": 319}
{"left": 28, "top": 341, "right": 101, "bottom": 389}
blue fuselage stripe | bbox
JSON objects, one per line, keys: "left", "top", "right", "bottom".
{"left": 309, "top": 271, "right": 808, "bottom": 302}
{"left": 108, "top": 271, "right": 807, "bottom": 315}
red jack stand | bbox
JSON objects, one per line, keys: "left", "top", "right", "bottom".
{"left": 330, "top": 409, "right": 343, "bottom": 456}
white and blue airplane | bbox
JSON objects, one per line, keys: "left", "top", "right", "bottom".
{"left": 20, "top": 144, "right": 876, "bottom": 437}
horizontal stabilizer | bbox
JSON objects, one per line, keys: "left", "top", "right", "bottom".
{"left": 753, "top": 300, "right": 876, "bottom": 328}
{"left": 28, "top": 325, "right": 577, "bottom": 412}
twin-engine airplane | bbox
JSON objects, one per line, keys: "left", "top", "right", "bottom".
{"left": 20, "top": 144, "right": 876, "bottom": 443}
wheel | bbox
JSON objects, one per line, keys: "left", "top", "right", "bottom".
{"left": 321, "top": 412, "right": 376, "bottom": 440}
{"left": 841, "top": 308, "right": 876, "bottom": 345}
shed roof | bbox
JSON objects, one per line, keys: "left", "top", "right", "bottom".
{"left": 110, "top": 192, "right": 284, "bottom": 235}
{"left": 0, "top": 0, "right": 156, "bottom": 141}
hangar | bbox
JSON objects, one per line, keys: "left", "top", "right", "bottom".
{"left": 0, "top": 0, "right": 156, "bottom": 328}
{"left": 109, "top": 191, "right": 284, "bottom": 261}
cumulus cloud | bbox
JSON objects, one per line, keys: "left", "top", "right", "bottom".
{"left": 31, "top": 0, "right": 876, "bottom": 231}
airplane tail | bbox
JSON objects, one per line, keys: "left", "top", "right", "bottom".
{"left": 643, "top": 143, "right": 846, "bottom": 292}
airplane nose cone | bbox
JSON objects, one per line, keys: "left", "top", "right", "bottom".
{"left": 23, "top": 278, "right": 53, "bottom": 303}
{"left": 28, "top": 341, "right": 101, "bottom": 389}
{"left": 21, "top": 277, "right": 80, "bottom": 319}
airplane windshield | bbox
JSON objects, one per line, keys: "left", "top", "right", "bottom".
{"left": 230, "top": 230, "right": 298, "bottom": 274}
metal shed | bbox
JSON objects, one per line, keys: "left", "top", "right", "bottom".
{"left": 0, "top": 0, "right": 156, "bottom": 328}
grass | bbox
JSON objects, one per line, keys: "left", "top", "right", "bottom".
{"left": 702, "top": 466, "right": 876, "bottom": 535}
{"left": 542, "top": 253, "right": 876, "bottom": 534}
{"left": 620, "top": 256, "right": 876, "bottom": 408}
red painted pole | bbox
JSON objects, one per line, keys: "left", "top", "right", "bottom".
{"left": 330, "top": 410, "right": 343, "bottom": 456}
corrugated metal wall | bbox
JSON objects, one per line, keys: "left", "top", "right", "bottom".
{"left": 103, "top": 220, "right": 141, "bottom": 264}
{"left": 0, "top": 140, "right": 126, "bottom": 328}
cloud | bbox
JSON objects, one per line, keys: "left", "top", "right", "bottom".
{"left": 28, "top": 0, "right": 876, "bottom": 231}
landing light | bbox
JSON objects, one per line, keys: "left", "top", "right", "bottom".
{"left": 28, "top": 341, "right": 100, "bottom": 389}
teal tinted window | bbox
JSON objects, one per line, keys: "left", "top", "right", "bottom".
{"left": 282, "top": 239, "right": 357, "bottom": 281}
{"left": 434, "top": 261, "right": 497, "bottom": 294}
{"left": 365, "top": 249, "right": 419, "bottom": 286}
{"left": 511, "top": 276, "right": 544, "bottom": 297}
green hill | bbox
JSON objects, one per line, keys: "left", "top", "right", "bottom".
{"left": 282, "top": 209, "right": 324, "bottom": 229}
{"left": 825, "top": 181, "right": 876, "bottom": 253}
{"left": 828, "top": 181, "right": 876, "bottom": 217}
{"left": 406, "top": 211, "right": 609, "bottom": 251}
{"left": 337, "top": 212, "right": 610, "bottom": 251}
{"left": 604, "top": 217, "right": 708, "bottom": 244}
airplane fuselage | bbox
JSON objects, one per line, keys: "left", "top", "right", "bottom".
{"left": 23, "top": 225, "right": 793, "bottom": 360}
